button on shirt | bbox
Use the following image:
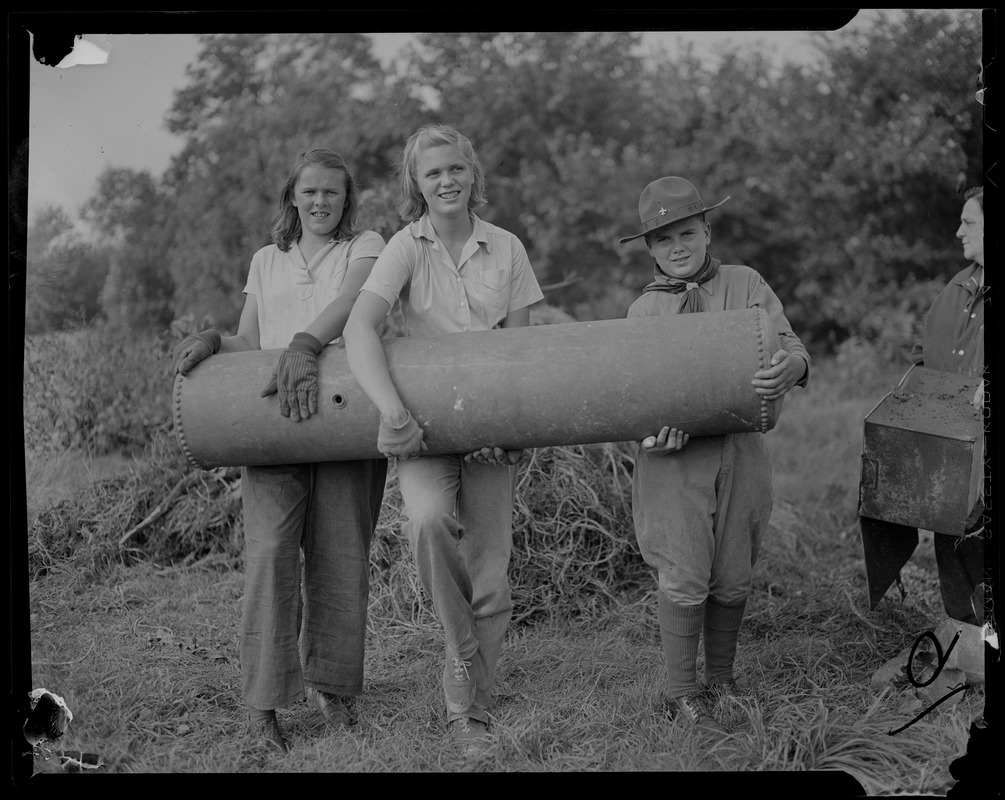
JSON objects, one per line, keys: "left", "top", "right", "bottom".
{"left": 360, "top": 213, "right": 544, "bottom": 337}
{"left": 911, "top": 263, "right": 984, "bottom": 378}
{"left": 244, "top": 230, "right": 385, "bottom": 349}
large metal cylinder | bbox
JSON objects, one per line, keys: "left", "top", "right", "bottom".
{"left": 173, "top": 307, "right": 783, "bottom": 468}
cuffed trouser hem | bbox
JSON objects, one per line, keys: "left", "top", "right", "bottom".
{"left": 304, "top": 681, "right": 363, "bottom": 698}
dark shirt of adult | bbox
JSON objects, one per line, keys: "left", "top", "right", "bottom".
{"left": 910, "top": 188, "right": 985, "bottom": 382}
{"left": 910, "top": 264, "right": 984, "bottom": 378}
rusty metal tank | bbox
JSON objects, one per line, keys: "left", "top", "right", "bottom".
{"left": 173, "top": 307, "right": 784, "bottom": 468}
{"left": 859, "top": 365, "right": 983, "bottom": 536}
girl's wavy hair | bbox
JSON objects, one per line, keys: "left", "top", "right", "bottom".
{"left": 271, "top": 149, "right": 361, "bottom": 251}
{"left": 396, "top": 125, "right": 487, "bottom": 223}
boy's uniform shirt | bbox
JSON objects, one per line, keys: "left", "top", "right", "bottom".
{"left": 360, "top": 213, "right": 543, "bottom": 336}
{"left": 628, "top": 263, "right": 810, "bottom": 373}
{"left": 910, "top": 263, "right": 984, "bottom": 378}
{"left": 245, "top": 230, "right": 386, "bottom": 349}
{"left": 628, "top": 262, "right": 810, "bottom": 604}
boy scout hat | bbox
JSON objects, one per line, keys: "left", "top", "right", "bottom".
{"left": 618, "top": 176, "right": 730, "bottom": 243}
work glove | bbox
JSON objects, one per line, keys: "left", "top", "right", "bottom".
{"left": 261, "top": 332, "right": 323, "bottom": 421}
{"left": 172, "top": 329, "right": 222, "bottom": 376}
{"left": 377, "top": 410, "right": 426, "bottom": 459}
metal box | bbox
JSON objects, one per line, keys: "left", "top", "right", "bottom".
{"left": 859, "top": 366, "right": 983, "bottom": 536}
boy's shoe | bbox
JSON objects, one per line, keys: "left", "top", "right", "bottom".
{"left": 248, "top": 715, "right": 291, "bottom": 754}
{"left": 307, "top": 687, "right": 354, "bottom": 729}
{"left": 445, "top": 656, "right": 476, "bottom": 715}
{"left": 450, "top": 717, "right": 488, "bottom": 746}
{"left": 665, "top": 693, "right": 728, "bottom": 735}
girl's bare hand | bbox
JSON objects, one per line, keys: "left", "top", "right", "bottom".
{"left": 641, "top": 426, "right": 689, "bottom": 455}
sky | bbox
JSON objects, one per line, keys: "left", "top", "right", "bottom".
{"left": 22, "top": 15, "right": 885, "bottom": 222}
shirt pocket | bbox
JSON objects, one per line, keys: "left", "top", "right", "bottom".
{"left": 468, "top": 268, "right": 510, "bottom": 320}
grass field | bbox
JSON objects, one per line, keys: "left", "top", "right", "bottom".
{"left": 20, "top": 345, "right": 991, "bottom": 789}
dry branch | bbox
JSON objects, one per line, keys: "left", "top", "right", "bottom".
{"left": 117, "top": 471, "right": 200, "bottom": 546}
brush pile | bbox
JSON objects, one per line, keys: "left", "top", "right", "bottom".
{"left": 28, "top": 433, "right": 243, "bottom": 580}
{"left": 29, "top": 427, "right": 652, "bottom": 624}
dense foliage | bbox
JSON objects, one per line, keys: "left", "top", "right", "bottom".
{"left": 25, "top": 11, "right": 985, "bottom": 360}
{"left": 23, "top": 327, "right": 175, "bottom": 455}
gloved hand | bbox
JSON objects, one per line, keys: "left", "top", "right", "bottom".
{"left": 261, "top": 332, "right": 323, "bottom": 421}
{"left": 172, "top": 329, "right": 222, "bottom": 376}
{"left": 377, "top": 410, "right": 426, "bottom": 459}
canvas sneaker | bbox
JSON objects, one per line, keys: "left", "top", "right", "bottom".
{"left": 665, "top": 693, "right": 728, "bottom": 735}
{"left": 445, "top": 655, "right": 475, "bottom": 715}
{"left": 450, "top": 716, "right": 488, "bottom": 746}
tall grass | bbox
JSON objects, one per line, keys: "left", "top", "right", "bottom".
{"left": 22, "top": 327, "right": 986, "bottom": 786}
{"left": 23, "top": 324, "right": 174, "bottom": 457}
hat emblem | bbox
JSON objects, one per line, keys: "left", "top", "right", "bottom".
{"left": 658, "top": 205, "right": 667, "bottom": 216}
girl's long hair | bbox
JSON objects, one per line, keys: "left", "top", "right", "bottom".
{"left": 271, "top": 148, "right": 361, "bottom": 251}
{"left": 396, "top": 125, "right": 487, "bottom": 223}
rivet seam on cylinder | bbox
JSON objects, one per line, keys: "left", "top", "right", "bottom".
{"left": 753, "top": 309, "right": 769, "bottom": 434}
{"left": 173, "top": 373, "right": 203, "bottom": 469}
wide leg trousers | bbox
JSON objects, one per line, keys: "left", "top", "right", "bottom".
{"left": 240, "top": 458, "right": 387, "bottom": 710}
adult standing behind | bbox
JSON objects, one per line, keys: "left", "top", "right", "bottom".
{"left": 910, "top": 186, "right": 985, "bottom": 625}
{"left": 916, "top": 185, "right": 984, "bottom": 574}
{"left": 171, "top": 148, "right": 388, "bottom": 753}
{"left": 862, "top": 185, "right": 986, "bottom": 689}
{"left": 343, "top": 125, "right": 544, "bottom": 748}
{"left": 912, "top": 185, "right": 985, "bottom": 418}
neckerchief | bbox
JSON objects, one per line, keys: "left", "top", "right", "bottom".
{"left": 642, "top": 254, "right": 721, "bottom": 313}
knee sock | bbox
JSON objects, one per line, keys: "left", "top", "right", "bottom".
{"left": 703, "top": 598, "right": 746, "bottom": 686}
{"left": 658, "top": 593, "right": 705, "bottom": 699}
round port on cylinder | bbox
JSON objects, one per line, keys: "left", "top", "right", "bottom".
{"left": 331, "top": 393, "right": 347, "bottom": 409}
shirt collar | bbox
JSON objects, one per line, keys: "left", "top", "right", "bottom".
{"left": 410, "top": 213, "right": 437, "bottom": 242}
{"left": 410, "top": 212, "right": 491, "bottom": 252}
{"left": 470, "top": 213, "right": 490, "bottom": 248}
{"left": 294, "top": 237, "right": 336, "bottom": 268}
{"left": 953, "top": 263, "right": 984, "bottom": 294}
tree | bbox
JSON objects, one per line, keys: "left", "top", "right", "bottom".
{"left": 780, "top": 8, "right": 982, "bottom": 351}
{"left": 81, "top": 168, "right": 175, "bottom": 331}
{"left": 25, "top": 205, "right": 106, "bottom": 334}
